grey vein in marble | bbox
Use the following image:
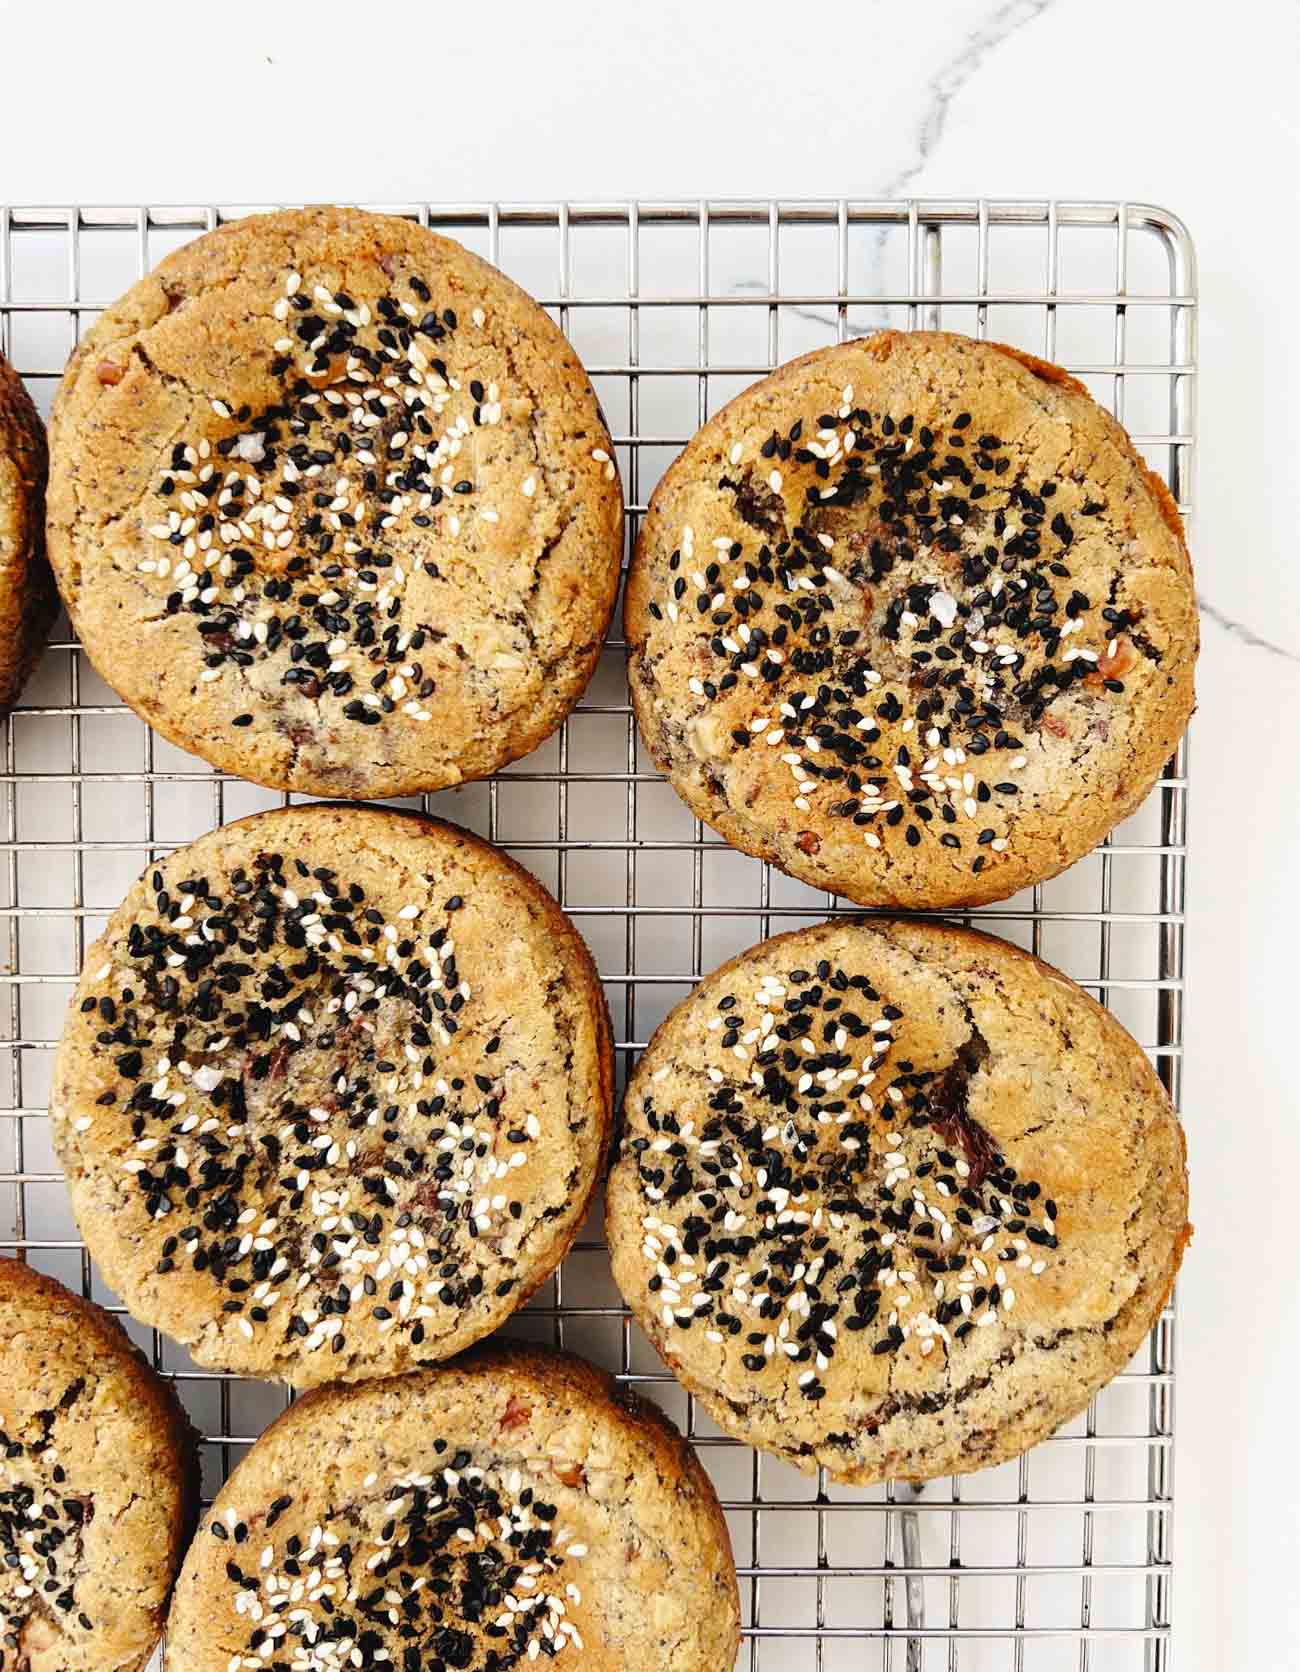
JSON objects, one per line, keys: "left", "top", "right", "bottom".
{"left": 1198, "top": 601, "right": 1300, "bottom": 663}
{"left": 732, "top": 0, "right": 1059, "bottom": 338}
{"left": 878, "top": 0, "right": 1061, "bottom": 198}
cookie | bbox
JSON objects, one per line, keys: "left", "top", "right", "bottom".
{"left": 0, "top": 1258, "right": 197, "bottom": 1672}
{"left": 163, "top": 1343, "right": 740, "bottom": 1672}
{"left": 47, "top": 206, "right": 623, "bottom": 797}
{"left": 50, "top": 804, "right": 613, "bottom": 1386}
{"left": 607, "top": 918, "right": 1189, "bottom": 1483}
{"left": 0, "top": 352, "right": 58, "bottom": 713}
{"left": 626, "top": 331, "right": 1197, "bottom": 908}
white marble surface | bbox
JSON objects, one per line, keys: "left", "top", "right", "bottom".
{"left": 1, "top": 0, "right": 1296, "bottom": 1664}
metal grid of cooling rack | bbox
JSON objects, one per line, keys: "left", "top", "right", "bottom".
{"left": 0, "top": 199, "right": 1193, "bottom": 1671}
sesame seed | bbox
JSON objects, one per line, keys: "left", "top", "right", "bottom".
{"left": 648, "top": 387, "right": 1138, "bottom": 863}
{"left": 625, "top": 947, "right": 1058, "bottom": 1382}
{"left": 129, "top": 263, "right": 590, "bottom": 743}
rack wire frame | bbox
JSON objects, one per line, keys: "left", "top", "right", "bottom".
{"left": 0, "top": 199, "right": 1194, "bottom": 1672}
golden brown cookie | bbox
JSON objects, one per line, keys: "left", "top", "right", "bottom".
{"left": 49, "top": 804, "right": 612, "bottom": 1386}
{"left": 163, "top": 1344, "right": 740, "bottom": 1672}
{"left": 626, "top": 331, "right": 1197, "bottom": 908}
{"left": 607, "top": 918, "right": 1189, "bottom": 1484}
{"left": 0, "top": 353, "right": 57, "bottom": 713}
{"left": 0, "top": 1258, "right": 197, "bottom": 1672}
{"left": 47, "top": 206, "right": 623, "bottom": 797}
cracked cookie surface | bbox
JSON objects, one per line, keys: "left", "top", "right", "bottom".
{"left": 0, "top": 353, "right": 57, "bottom": 714}
{"left": 625, "top": 331, "right": 1197, "bottom": 908}
{"left": 606, "top": 918, "right": 1189, "bottom": 1483}
{"left": 164, "top": 1343, "right": 739, "bottom": 1672}
{"left": 47, "top": 206, "right": 623, "bottom": 797}
{"left": 50, "top": 804, "right": 612, "bottom": 1386}
{"left": 0, "top": 1259, "right": 196, "bottom": 1672}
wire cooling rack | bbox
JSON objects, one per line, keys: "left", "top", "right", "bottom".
{"left": 0, "top": 199, "right": 1193, "bottom": 1671}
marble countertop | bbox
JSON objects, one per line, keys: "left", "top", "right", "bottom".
{"left": 1, "top": 0, "right": 1294, "bottom": 1663}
